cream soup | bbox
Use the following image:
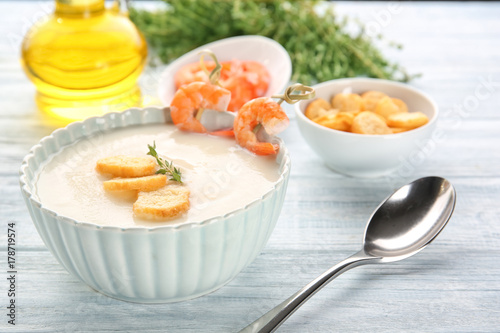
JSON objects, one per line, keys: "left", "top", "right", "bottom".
{"left": 35, "top": 124, "right": 281, "bottom": 227}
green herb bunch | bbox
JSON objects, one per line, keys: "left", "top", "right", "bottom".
{"left": 130, "top": 0, "right": 415, "bottom": 85}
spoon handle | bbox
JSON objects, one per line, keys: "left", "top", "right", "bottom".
{"left": 239, "top": 250, "right": 376, "bottom": 333}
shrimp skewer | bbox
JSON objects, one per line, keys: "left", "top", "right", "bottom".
{"left": 233, "top": 98, "right": 288, "bottom": 155}
{"left": 170, "top": 82, "right": 231, "bottom": 133}
{"left": 170, "top": 50, "right": 232, "bottom": 135}
{"left": 234, "top": 84, "right": 315, "bottom": 155}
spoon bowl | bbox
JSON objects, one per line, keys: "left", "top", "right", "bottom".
{"left": 241, "top": 176, "right": 456, "bottom": 333}
{"left": 364, "top": 176, "right": 456, "bottom": 261}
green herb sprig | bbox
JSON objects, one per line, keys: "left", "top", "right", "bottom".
{"left": 147, "top": 142, "right": 183, "bottom": 183}
{"left": 130, "top": 0, "right": 417, "bottom": 85}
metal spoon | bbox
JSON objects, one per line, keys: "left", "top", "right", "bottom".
{"left": 240, "top": 176, "right": 456, "bottom": 333}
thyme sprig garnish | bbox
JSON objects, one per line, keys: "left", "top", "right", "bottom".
{"left": 147, "top": 142, "right": 183, "bottom": 183}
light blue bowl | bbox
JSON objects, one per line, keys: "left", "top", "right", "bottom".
{"left": 19, "top": 107, "right": 291, "bottom": 303}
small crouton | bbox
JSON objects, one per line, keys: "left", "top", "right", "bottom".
{"left": 389, "top": 127, "right": 410, "bottom": 134}
{"left": 387, "top": 112, "right": 429, "bottom": 129}
{"left": 374, "top": 97, "right": 408, "bottom": 119}
{"left": 331, "top": 93, "right": 364, "bottom": 113}
{"left": 96, "top": 156, "right": 156, "bottom": 178}
{"left": 103, "top": 174, "right": 167, "bottom": 192}
{"left": 305, "top": 98, "right": 333, "bottom": 120}
{"left": 315, "top": 112, "right": 355, "bottom": 132}
{"left": 361, "top": 91, "right": 388, "bottom": 112}
{"left": 352, "top": 111, "right": 392, "bottom": 135}
{"left": 133, "top": 185, "right": 190, "bottom": 220}
{"left": 391, "top": 98, "right": 409, "bottom": 113}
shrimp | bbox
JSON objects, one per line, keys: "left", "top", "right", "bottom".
{"left": 170, "top": 81, "right": 231, "bottom": 133}
{"left": 174, "top": 59, "right": 270, "bottom": 111}
{"left": 222, "top": 60, "right": 270, "bottom": 111}
{"left": 173, "top": 61, "right": 217, "bottom": 88}
{"left": 233, "top": 97, "right": 289, "bottom": 156}
{"left": 238, "top": 61, "right": 270, "bottom": 97}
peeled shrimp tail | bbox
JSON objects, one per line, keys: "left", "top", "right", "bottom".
{"left": 170, "top": 81, "right": 231, "bottom": 133}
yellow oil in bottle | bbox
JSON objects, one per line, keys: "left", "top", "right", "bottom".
{"left": 21, "top": 0, "right": 148, "bottom": 123}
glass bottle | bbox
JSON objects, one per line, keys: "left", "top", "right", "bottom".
{"left": 21, "top": 0, "right": 148, "bottom": 122}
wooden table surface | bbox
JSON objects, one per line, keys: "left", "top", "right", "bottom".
{"left": 1, "top": 1, "right": 500, "bottom": 332}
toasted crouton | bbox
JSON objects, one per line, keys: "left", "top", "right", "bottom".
{"left": 391, "top": 98, "right": 409, "bottom": 113}
{"left": 103, "top": 174, "right": 167, "bottom": 192}
{"left": 331, "top": 93, "right": 364, "bottom": 113}
{"left": 96, "top": 156, "right": 156, "bottom": 178}
{"left": 352, "top": 111, "right": 392, "bottom": 135}
{"left": 375, "top": 97, "right": 408, "bottom": 119}
{"left": 389, "top": 127, "right": 410, "bottom": 134}
{"left": 315, "top": 112, "right": 355, "bottom": 132}
{"left": 305, "top": 98, "right": 333, "bottom": 120}
{"left": 361, "top": 91, "right": 388, "bottom": 112}
{"left": 387, "top": 112, "right": 429, "bottom": 129}
{"left": 133, "top": 185, "right": 190, "bottom": 220}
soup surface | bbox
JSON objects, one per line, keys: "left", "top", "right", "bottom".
{"left": 35, "top": 124, "right": 281, "bottom": 227}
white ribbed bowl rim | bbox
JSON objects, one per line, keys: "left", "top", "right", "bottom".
{"left": 19, "top": 107, "right": 291, "bottom": 233}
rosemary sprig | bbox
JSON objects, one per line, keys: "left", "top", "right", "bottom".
{"left": 147, "top": 142, "right": 183, "bottom": 183}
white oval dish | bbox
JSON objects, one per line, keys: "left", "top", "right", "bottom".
{"left": 295, "top": 78, "right": 438, "bottom": 178}
{"left": 157, "top": 35, "right": 292, "bottom": 107}
{"left": 19, "top": 107, "right": 290, "bottom": 303}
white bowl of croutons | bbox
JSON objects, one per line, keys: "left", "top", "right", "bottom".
{"left": 19, "top": 106, "right": 290, "bottom": 303}
{"left": 295, "top": 78, "right": 438, "bottom": 177}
